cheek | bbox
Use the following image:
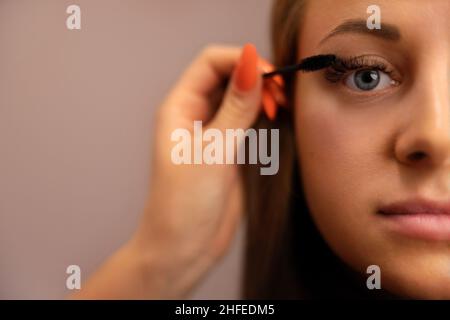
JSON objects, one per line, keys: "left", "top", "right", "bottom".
{"left": 293, "top": 78, "right": 390, "bottom": 269}
{"left": 295, "top": 94, "right": 365, "bottom": 224}
{"left": 295, "top": 80, "right": 378, "bottom": 204}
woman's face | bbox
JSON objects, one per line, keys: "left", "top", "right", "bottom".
{"left": 295, "top": 0, "right": 450, "bottom": 298}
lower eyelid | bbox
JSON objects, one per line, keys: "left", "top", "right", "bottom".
{"left": 322, "top": 73, "right": 402, "bottom": 101}
{"left": 318, "top": 55, "right": 404, "bottom": 101}
{"left": 347, "top": 70, "right": 394, "bottom": 90}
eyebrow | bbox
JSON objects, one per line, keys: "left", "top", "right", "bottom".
{"left": 319, "top": 19, "right": 401, "bottom": 45}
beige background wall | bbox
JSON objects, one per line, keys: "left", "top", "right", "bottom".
{"left": 0, "top": 0, "right": 272, "bottom": 299}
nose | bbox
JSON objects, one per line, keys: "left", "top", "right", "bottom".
{"left": 395, "top": 74, "right": 450, "bottom": 168}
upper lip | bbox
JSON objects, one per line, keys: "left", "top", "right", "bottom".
{"left": 378, "top": 197, "right": 450, "bottom": 216}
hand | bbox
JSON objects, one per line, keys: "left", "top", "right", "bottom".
{"left": 133, "top": 44, "right": 263, "bottom": 298}
{"left": 72, "top": 43, "right": 285, "bottom": 300}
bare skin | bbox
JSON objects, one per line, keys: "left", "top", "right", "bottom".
{"left": 73, "top": 0, "right": 450, "bottom": 299}
{"left": 71, "top": 45, "right": 265, "bottom": 299}
{"left": 296, "top": 0, "right": 450, "bottom": 299}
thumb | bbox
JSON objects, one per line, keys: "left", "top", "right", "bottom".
{"left": 209, "top": 43, "right": 262, "bottom": 131}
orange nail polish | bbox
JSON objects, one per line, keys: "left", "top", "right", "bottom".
{"left": 267, "top": 79, "right": 287, "bottom": 107}
{"left": 234, "top": 43, "right": 258, "bottom": 92}
{"left": 262, "top": 89, "right": 277, "bottom": 120}
{"left": 259, "top": 58, "right": 285, "bottom": 87}
{"left": 260, "top": 57, "right": 288, "bottom": 119}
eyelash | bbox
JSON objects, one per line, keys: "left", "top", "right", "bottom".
{"left": 324, "top": 55, "right": 395, "bottom": 84}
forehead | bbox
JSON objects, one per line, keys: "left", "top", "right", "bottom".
{"left": 298, "top": 0, "right": 450, "bottom": 57}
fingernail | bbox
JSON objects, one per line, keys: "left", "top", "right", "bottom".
{"left": 234, "top": 43, "right": 258, "bottom": 92}
{"left": 259, "top": 58, "right": 285, "bottom": 88}
{"left": 267, "top": 79, "right": 287, "bottom": 107}
{"left": 262, "top": 89, "right": 277, "bottom": 120}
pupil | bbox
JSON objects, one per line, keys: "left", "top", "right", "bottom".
{"left": 355, "top": 69, "right": 380, "bottom": 90}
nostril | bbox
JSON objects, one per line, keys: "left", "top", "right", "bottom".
{"left": 407, "top": 151, "right": 427, "bottom": 162}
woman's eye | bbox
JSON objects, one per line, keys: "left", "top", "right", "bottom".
{"left": 344, "top": 69, "right": 393, "bottom": 91}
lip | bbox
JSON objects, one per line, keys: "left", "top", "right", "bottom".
{"left": 377, "top": 197, "right": 450, "bottom": 241}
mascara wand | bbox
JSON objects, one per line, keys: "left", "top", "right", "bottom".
{"left": 262, "top": 54, "right": 337, "bottom": 78}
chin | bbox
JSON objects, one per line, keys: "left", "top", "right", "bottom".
{"left": 354, "top": 245, "right": 450, "bottom": 299}
{"left": 323, "top": 224, "right": 450, "bottom": 299}
{"left": 382, "top": 267, "right": 450, "bottom": 299}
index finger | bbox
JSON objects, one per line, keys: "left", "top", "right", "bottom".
{"left": 173, "top": 45, "right": 242, "bottom": 99}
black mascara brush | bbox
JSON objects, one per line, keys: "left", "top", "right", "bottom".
{"left": 262, "top": 54, "right": 340, "bottom": 121}
{"left": 263, "top": 54, "right": 337, "bottom": 78}
{"left": 260, "top": 54, "right": 337, "bottom": 121}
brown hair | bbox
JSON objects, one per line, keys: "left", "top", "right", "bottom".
{"left": 242, "top": 0, "right": 395, "bottom": 299}
{"left": 241, "top": 0, "right": 303, "bottom": 299}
